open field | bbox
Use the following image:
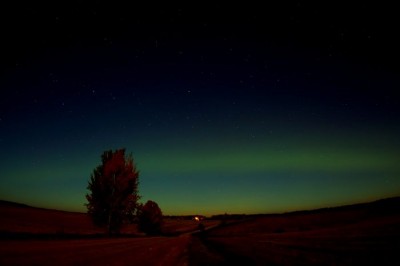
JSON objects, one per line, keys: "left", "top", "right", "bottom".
{"left": 0, "top": 201, "right": 103, "bottom": 236}
{"left": 0, "top": 200, "right": 218, "bottom": 237}
{"left": 1, "top": 198, "right": 400, "bottom": 265}
{"left": 200, "top": 198, "right": 400, "bottom": 265}
{"left": 0, "top": 201, "right": 218, "bottom": 265}
{"left": 0, "top": 236, "right": 190, "bottom": 266}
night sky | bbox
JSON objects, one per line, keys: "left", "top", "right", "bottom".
{"left": 1, "top": 3, "right": 399, "bottom": 215}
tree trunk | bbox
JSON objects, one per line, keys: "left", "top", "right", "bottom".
{"left": 107, "top": 173, "right": 117, "bottom": 236}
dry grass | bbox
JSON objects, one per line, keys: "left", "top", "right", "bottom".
{"left": 0, "top": 202, "right": 217, "bottom": 237}
{"left": 2, "top": 198, "right": 400, "bottom": 265}
{"left": 0, "top": 236, "right": 191, "bottom": 265}
{"left": 0, "top": 204, "right": 103, "bottom": 235}
{"left": 205, "top": 206, "right": 400, "bottom": 265}
{"left": 0, "top": 202, "right": 212, "bottom": 265}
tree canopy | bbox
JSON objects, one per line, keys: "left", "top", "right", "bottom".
{"left": 86, "top": 149, "right": 140, "bottom": 235}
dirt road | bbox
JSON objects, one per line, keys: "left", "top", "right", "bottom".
{"left": 0, "top": 235, "right": 190, "bottom": 266}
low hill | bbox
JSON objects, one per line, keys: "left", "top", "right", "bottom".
{"left": 0, "top": 200, "right": 105, "bottom": 237}
{"left": 0, "top": 200, "right": 218, "bottom": 238}
{"left": 196, "top": 197, "right": 400, "bottom": 265}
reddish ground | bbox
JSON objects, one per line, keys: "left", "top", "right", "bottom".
{"left": 0, "top": 201, "right": 218, "bottom": 236}
{"left": 200, "top": 200, "right": 400, "bottom": 265}
{"left": 1, "top": 198, "right": 400, "bottom": 265}
{"left": 0, "top": 202, "right": 103, "bottom": 235}
{"left": 0, "top": 236, "right": 190, "bottom": 265}
{"left": 0, "top": 201, "right": 218, "bottom": 265}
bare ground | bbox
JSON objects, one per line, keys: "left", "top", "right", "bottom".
{"left": 201, "top": 212, "right": 400, "bottom": 265}
{"left": 0, "top": 236, "right": 191, "bottom": 266}
{"left": 1, "top": 198, "right": 400, "bottom": 265}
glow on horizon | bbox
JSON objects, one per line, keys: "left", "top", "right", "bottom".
{"left": 2, "top": 136, "right": 399, "bottom": 216}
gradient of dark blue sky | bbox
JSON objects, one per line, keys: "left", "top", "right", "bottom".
{"left": 0, "top": 3, "right": 399, "bottom": 215}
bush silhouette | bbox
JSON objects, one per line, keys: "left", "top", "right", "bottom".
{"left": 138, "top": 200, "right": 163, "bottom": 235}
{"left": 86, "top": 149, "right": 140, "bottom": 235}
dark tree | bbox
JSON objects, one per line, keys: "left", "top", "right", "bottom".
{"left": 86, "top": 149, "right": 140, "bottom": 235}
{"left": 138, "top": 200, "right": 163, "bottom": 235}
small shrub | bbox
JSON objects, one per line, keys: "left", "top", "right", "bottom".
{"left": 138, "top": 200, "right": 163, "bottom": 235}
